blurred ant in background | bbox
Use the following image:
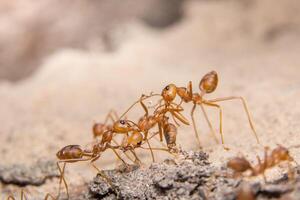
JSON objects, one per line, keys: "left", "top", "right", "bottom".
{"left": 227, "top": 144, "right": 297, "bottom": 182}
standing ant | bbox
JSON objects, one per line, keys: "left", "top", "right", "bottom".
{"left": 227, "top": 145, "right": 296, "bottom": 182}
{"left": 55, "top": 142, "right": 127, "bottom": 199}
{"left": 161, "top": 71, "right": 259, "bottom": 149}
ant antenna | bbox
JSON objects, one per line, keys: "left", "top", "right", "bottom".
{"left": 119, "top": 93, "right": 160, "bottom": 119}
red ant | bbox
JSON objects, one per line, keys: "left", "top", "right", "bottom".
{"left": 55, "top": 141, "right": 127, "bottom": 199}
{"left": 160, "top": 71, "right": 259, "bottom": 149}
{"left": 227, "top": 145, "right": 297, "bottom": 182}
{"left": 110, "top": 95, "right": 186, "bottom": 161}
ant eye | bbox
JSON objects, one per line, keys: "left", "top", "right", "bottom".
{"left": 120, "top": 120, "right": 125, "bottom": 125}
{"left": 165, "top": 86, "right": 169, "bottom": 90}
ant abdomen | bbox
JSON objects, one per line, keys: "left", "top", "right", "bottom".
{"left": 56, "top": 145, "right": 84, "bottom": 161}
{"left": 163, "top": 123, "right": 177, "bottom": 149}
{"left": 199, "top": 71, "right": 218, "bottom": 93}
{"left": 227, "top": 157, "right": 252, "bottom": 173}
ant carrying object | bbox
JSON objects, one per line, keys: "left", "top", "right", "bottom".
{"left": 161, "top": 70, "right": 260, "bottom": 149}
{"left": 227, "top": 145, "right": 297, "bottom": 182}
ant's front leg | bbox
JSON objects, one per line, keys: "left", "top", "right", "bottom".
{"left": 139, "top": 95, "right": 149, "bottom": 116}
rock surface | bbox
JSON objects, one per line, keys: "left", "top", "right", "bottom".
{"left": 88, "top": 151, "right": 300, "bottom": 200}
{"left": 0, "top": 160, "right": 58, "bottom": 186}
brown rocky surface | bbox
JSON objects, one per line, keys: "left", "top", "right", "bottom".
{"left": 0, "top": 0, "right": 300, "bottom": 199}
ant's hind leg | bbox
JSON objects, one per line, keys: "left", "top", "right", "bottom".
{"left": 199, "top": 103, "right": 219, "bottom": 143}
{"left": 56, "top": 162, "right": 69, "bottom": 199}
{"left": 203, "top": 101, "right": 229, "bottom": 150}
{"left": 44, "top": 193, "right": 57, "bottom": 200}
{"left": 191, "top": 104, "right": 202, "bottom": 148}
{"left": 207, "top": 96, "right": 260, "bottom": 144}
{"left": 90, "top": 157, "right": 113, "bottom": 186}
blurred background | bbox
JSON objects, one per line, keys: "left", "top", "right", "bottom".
{"left": 0, "top": 0, "right": 300, "bottom": 199}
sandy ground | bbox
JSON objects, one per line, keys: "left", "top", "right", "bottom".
{"left": 0, "top": 0, "right": 300, "bottom": 199}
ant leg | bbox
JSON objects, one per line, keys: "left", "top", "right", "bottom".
{"left": 119, "top": 93, "right": 160, "bottom": 119}
{"left": 256, "top": 156, "right": 267, "bottom": 183}
{"left": 103, "top": 109, "right": 118, "bottom": 124}
{"left": 170, "top": 113, "right": 181, "bottom": 126}
{"left": 170, "top": 110, "right": 190, "bottom": 125}
{"left": 56, "top": 162, "right": 69, "bottom": 199}
{"left": 44, "top": 193, "right": 56, "bottom": 200}
{"left": 203, "top": 101, "right": 229, "bottom": 150}
{"left": 21, "top": 190, "right": 28, "bottom": 200}
{"left": 139, "top": 96, "right": 149, "bottom": 116}
{"left": 199, "top": 103, "right": 219, "bottom": 143}
{"left": 111, "top": 110, "right": 119, "bottom": 121}
{"left": 110, "top": 148, "right": 128, "bottom": 166}
{"left": 191, "top": 104, "right": 202, "bottom": 148}
{"left": 7, "top": 195, "right": 15, "bottom": 200}
{"left": 112, "top": 138, "right": 135, "bottom": 163}
{"left": 140, "top": 147, "right": 177, "bottom": 157}
{"left": 129, "top": 149, "right": 142, "bottom": 165}
{"left": 207, "top": 96, "right": 260, "bottom": 144}
{"left": 177, "top": 99, "right": 183, "bottom": 108}
{"left": 187, "top": 81, "right": 193, "bottom": 99}
{"left": 158, "top": 125, "right": 167, "bottom": 146}
{"left": 90, "top": 156, "right": 113, "bottom": 186}
{"left": 158, "top": 122, "right": 163, "bottom": 142}
{"left": 145, "top": 138, "right": 155, "bottom": 162}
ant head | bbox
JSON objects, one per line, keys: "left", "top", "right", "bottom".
{"left": 199, "top": 71, "right": 218, "bottom": 94}
{"left": 113, "top": 119, "right": 131, "bottom": 133}
{"left": 273, "top": 146, "right": 292, "bottom": 161}
{"left": 227, "top": 157, "right": 252, "bottom": 172}
{"left": 161, "top": 84, "right": 177, "bottom": 102}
